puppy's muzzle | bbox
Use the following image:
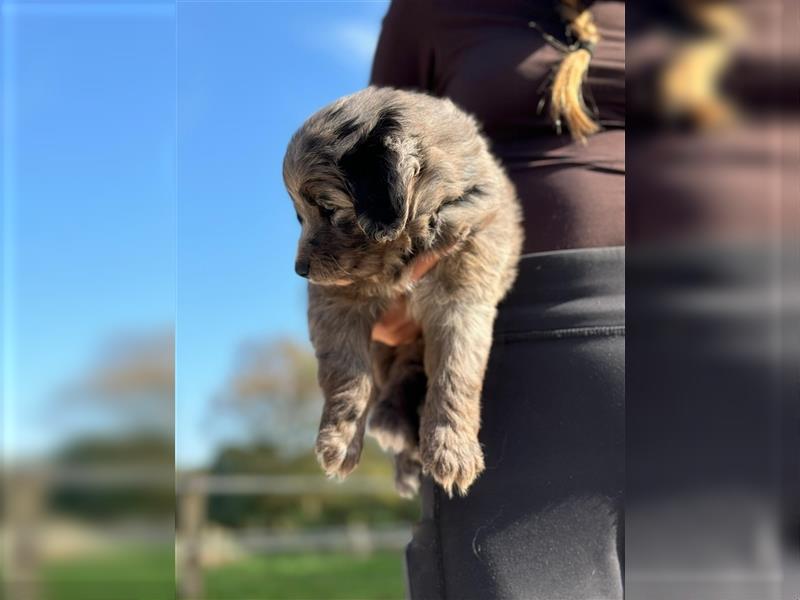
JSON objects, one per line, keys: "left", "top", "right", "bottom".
{"left": 295, "top": 258, "right": 310, "bottom": 278}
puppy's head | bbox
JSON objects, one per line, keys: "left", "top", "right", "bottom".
{"left": 283, "top": 91, "right": 422, "bottom": 286}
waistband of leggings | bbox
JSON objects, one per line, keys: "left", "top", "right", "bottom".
{"left": 494, "top": 246, "right": 625, "bottom": 339}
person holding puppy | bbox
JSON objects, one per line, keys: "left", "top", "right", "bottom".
{"left": 371, "top": 0, "right": 624, "bottom": 598}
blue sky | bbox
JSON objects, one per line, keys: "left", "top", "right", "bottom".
{"left": 1, "top": 0, "right": 389, "bottom": 467}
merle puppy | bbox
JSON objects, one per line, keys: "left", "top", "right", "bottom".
{"left": 283, "top": 87, "right": 522, "bottom": 496}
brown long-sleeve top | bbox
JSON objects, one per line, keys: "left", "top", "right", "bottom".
{"left": 371, "top": 0, "right": 625, "bottom": 253}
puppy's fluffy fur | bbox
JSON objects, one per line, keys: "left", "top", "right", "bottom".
{"left": 283, "top": 87, "right": 523, "bottom": 496}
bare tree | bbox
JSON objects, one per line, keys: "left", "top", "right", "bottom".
{"left": 214, "top": 337, "right": 321, "bottom": 452}
{"left": 53, "top": 329, "right": 174, "bottom": 435}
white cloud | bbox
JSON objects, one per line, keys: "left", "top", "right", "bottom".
{"left": 331, "top": 21, "right": 381, "bottom": 67}
{"left": 306, "top": 20, "right": 381, "bottom": 72}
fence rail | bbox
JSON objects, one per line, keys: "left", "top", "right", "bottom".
{"left": 180, "top": 473, "right": 397, "bottom": 495}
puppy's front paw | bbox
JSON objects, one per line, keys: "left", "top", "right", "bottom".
{"left": 421, "top": 425, "right": 484, "bottom": 497}
{"left": 315, "top": 422, "right": 364, "bottom": 480}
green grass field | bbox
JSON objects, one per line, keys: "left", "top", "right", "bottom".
{"left": 33, "top": 548, "right": 405, "bottom": 600}
{"left": 205, "top": 551, "right": 405, "bottom": 600}
{"left": 39, "top": 546, "right": 174, "bottom": 600}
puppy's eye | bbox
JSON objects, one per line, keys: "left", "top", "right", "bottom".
{"left": 318, "top": 205, "right": 336, "bottom": 221}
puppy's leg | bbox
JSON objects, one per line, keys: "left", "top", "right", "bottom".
{"left": 370, "top": 340, "right": 397, "bottom": 391}
{"left": 393, "top": 448, "right": 422, "bottom": 499}
{"left": 368, "top": 341, "right": 425, "bottom": 497}
{"left": 368, "top": 342, "right": 408, "bottom": 453}
{"left": 310, "top": 292, "right": 375, "bottom": 479}
{"left": 417, "top": 300, "right": 496, "bottom": 496}
{"left": 368, "top": 339, "right": 425, "bottom": 454}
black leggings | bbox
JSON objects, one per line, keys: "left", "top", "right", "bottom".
{"left": 406, "top": 246, "right": 625, "bottom": 600}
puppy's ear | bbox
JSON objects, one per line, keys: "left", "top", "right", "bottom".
{"left": 339, "top": 110, "right": 416, "bottom": 243}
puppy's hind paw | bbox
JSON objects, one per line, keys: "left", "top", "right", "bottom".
{"left": 394, "top": 451, "right": 421, "bottom": 499}
{"left": 315, "top": 424, "right": 364, "bottom": 480}
{"left": 368, "top": 401, "right": 417, "bottom": 454}
{"left": 421, "top": 426, "right": 485, "bottom": 497}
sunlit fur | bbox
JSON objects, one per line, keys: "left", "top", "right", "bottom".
{"left": 283, "top": 87, "right": 523, "bottom": 496}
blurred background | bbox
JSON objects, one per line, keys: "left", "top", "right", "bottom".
{"left": 1, "top": 0, "right": 798, "bottom": 599}
{"left": 627, "top": 1, "right": 799, "bottom": 598}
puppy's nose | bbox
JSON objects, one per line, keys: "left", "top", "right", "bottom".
{"left": 295, "top": 258, "right": 310, "bottom": 278}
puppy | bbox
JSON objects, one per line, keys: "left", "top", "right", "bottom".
{"left": 283, "top": 87, "right": 523, "bottom": 496}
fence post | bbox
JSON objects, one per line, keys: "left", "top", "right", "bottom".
{"left": 5, "top": 471, "right": 44, "bottom": 600}
{"left": 179, "top": 476, "right": 207, "bottom": 600}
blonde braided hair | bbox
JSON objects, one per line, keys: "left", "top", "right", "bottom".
{"left": 549, "top": 0, "right": 601, "bottom": 142}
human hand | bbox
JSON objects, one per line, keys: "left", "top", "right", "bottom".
{"left": 371, "top": 251, "right": 443, "bottom": 346}
{"left": 372, "top": 295, "right": 421, "bottom": 346}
